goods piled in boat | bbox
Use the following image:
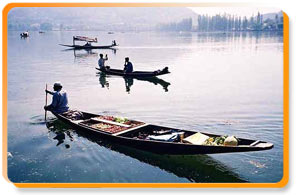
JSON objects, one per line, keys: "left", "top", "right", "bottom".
{"left": 183, "top": 132, "right": 209, "bottom": 145}
{"left": 135, "top": 129, "right": 184, "bottom": 142}
{"left": 78, "top": 115, "right": 145, "bottom": 134}
{"left": 114, "top": 117, "right": 128, "bottom": 123}
{"left": 81, "top": 120, "right": 129, "bottom": 134}
{"left": 95, "top": 116, "right": 144, "bottom": 127}
{"left": 223, "top": 136, "right": 239, "bottom": 146}
{"left": 182, "top": 132, "right": 238, "bottom": 146}
{"left": 62, "top": 110, "right": 84, "bottom": 120}
{"left": 204, "top": 136, "right": 227, "bottom": 146}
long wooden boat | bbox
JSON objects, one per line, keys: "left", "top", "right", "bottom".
{"left": 51, "top": 110, "right": 273, "bottom": 155}
{"left": 47, "top": 119, "right": 246, "bottom": 182}
{"left": 96, "top": 67, "right": 170, "bottom": 78}
{"left": 59, "top": 44, "right": 118, "bottom": 49}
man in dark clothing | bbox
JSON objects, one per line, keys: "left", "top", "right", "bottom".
{"left": 124, "top": 57, "right": 133, "bottom": 73}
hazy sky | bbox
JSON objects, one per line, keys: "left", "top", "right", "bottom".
{"left": 190, "top": 7, "right": 281, "bottom": 17}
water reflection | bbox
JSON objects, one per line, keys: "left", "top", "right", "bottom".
{"left": 196, "top": 31, "right": 283, "bottom": 44}
{"left": 124, "top": 77, "right": 134, "bottom": 93}
{"left": 73, "top": 49, "right": 98, "bottom": 58}
{"left": 62, "top": 48, "right": 117, "bottom": 58}
{"left": 46, "top": 121, "right": 74, "bottom": 148}
{"left": 98, "top": 72, "right": 110, "bottom": 89}
{"left": 97, "top": 72, "right": 170, "bottom": 93}
{"left": 46, "top": 119, "right": 247, "bottom": 183}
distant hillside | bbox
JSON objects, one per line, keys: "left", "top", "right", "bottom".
{"left": 8, "top": 7, "right": 197, "bottom": 31}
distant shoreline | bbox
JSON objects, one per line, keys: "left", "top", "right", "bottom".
{"left": 9, "top": 29, "right": 283, "bottom": 33}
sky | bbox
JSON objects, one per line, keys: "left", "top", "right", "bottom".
{"left": 190, "top": 7, "right": 281, "bottom": 17}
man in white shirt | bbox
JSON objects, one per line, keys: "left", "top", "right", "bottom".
{"left": 98, "top": 54, "right": 108, "bottom": 69}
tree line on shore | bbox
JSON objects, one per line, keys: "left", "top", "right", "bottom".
{"left": 157, "top": 12, "right": 283, "bottom": 32}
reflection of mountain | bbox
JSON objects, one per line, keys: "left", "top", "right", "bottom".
{"left": 97, "top": 72, "right": 170, "bottom": 93}
{"left": 8, "top": 7, "right": 197, "bottom": 31}
{"left": 46, "top": 119, "right": 247, "bottom": 183}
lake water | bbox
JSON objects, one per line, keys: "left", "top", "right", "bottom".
{"left": 7, "top": 30, "right": 283, "bottom": 183}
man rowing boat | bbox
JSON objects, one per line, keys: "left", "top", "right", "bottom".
{"left": 98, "top": 53, "right": 108, "bottom": 69}
{"left": 124, "top": 57, "right": 133, "bottom": 73}
{"left": 44, "top": 82, "right": 69, "bottom": 114}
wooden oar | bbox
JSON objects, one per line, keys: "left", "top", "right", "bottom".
{"left": 45, "top": 84, "right": 48, "bottom": 121}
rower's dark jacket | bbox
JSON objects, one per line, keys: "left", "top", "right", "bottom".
{"left": 124, "top": 62, "right": 133, "bottom": 73}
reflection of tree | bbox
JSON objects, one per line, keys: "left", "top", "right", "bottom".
{"left": 46, "top": 119, "right": 247, "bottom": 183}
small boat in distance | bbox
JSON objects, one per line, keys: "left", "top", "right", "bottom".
{"left": 20, "top": 31, "right": 29, "bottom": 38}
{"left": 39, "top": 31, "right": 45, "bottom": 34}
{"left": 60, "top": 36, "right": 118, "bottom": 49}
{"left": 51, "top": 110, "right": 274, "bottom": 155}
{"left": 96, "top": 66, "right": 170, "bottom": 78}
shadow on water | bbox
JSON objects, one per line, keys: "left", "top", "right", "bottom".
{"left": 46, "top": 119, "right": 247, "bottom": 183}
{"left": 97, "top": 72, "right": 171, "bottom": 93}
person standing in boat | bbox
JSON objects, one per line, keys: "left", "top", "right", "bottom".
{"left": 44, "top": 82, "right": 69, "bottom": 114}
{"left": 98, "top": 54, "right": 108, "bottom": 69}
{"left": 124, "top": 57, "right": 133, "bottom": 73}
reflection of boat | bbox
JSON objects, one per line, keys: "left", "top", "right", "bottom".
{"left": 60, "top": 36, "right": 118, "bottom": 49}
{"left": 96, "top": 66, "right": 170, "bottom": 78}
{"left": 97, "top": 72, "right": 170, "bottom": 92}
{"left": 51, "top": 110, "right": 273, "bottom": 155}
{"left": 136, "top": 77, "right": 170, "bottom": 92}
{"left": 73, "top": 49, "right": 98, "bottom": 58}
{"left": 46, "top": 119, "right": 247, "bottom": 183}
{"left": 62, "top": 47, "right": 117, "bottom": 56}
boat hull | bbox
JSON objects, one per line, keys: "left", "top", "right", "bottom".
{"left": 60, "top": 44, "right": 118, "bottom": 49}
{"left": 96, "top": 67, "right": 170, "bottom": 78}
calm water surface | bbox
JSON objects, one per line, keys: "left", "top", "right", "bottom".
{"left": 7, "top": 31, "right": 283, "bottom": 183}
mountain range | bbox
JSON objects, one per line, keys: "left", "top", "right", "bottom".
{"left": 7, "top": 7, "right": 282, "bottom": 31}
{"left": 8, "top": 7, "right": 197, "bottom": 31}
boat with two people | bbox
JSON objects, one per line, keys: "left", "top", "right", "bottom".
{"left": 20, "top": 31, "right": 29, "bottom": 38}
{"left": 96, "top": 66, "right": 170, "bottom": 78}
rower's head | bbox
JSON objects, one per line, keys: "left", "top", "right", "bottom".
{"left": 99, "top": 54, "right": 103, "bottom": 58}
{"left": 53, "top": 81, "right": 62, "bottom": 91}
{"left": 125, "top": 57, "right": 129, "bottom": 62}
